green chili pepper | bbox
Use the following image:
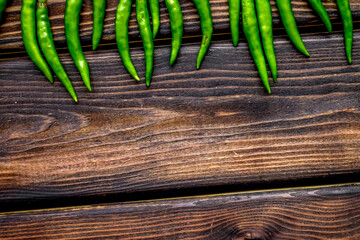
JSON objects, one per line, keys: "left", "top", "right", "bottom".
{"left": 136, "top": 0, "right": 154, "bottom": 86}
{"left": 242, "top": 0, "right": 270, "bottom": 93}
{"left": 337, "top": 0, "right": 353, "bottom": 64}
{"left": 229, "top": 0, "right": 240, "bottom": 47}
{"left": 92, "top": 0, "right": 106, "bottom": 50}
{"left": 192, "top": 0, "right": 213, "bottom": 69}
{"left": 21, "top": 0, "right": 53, "bottom": 83}
{"left": 37, "top": 0, "right": 78, "bottom": 102}
{"left": 165, "top": 0, "right": 183, "bottom": 66}
{"left": 306, "top": 0, "right": 332, "bottom": 33}
{"left": 0, "top": 0, "right": 6, "bottom": 21}
{"left": 255, "top": 0, "right": 277, "bottom": 82}
{"left": 65, "top": 0, "right": 91, "bottom": 91}
{"left": 276, "top": 0, "right": 310, "bottom": 57}
{"left": 148, "top": 0, "right": 160, "bottom": 38}
{"left": 116, "top": 0, "right": 140, "bottom": 81}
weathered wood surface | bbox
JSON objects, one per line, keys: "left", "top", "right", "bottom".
{"left": 1, "top": 30, "right": 359, "bottom": 204}
{"left": 0, "top": 0, "right": 359, "bottom": 51}
{"left": 0, "top": 184, "right": 359, "bottom": 239}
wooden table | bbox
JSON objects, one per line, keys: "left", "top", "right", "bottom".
{"left": 0, "top": 0, "right": 359, "bottom": 239}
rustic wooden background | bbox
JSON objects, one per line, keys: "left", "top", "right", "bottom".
{"left": 0, "top": 0, "right": 359, "bottom": 238}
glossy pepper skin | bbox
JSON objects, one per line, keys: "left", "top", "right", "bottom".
{"left": 115, "top": 0, "right": 140, "bottom": 81}
{"left": 92, "top": 0, "right": 106, "bottom": 50}
{"left": 337, "top": 0, "right": 353, "bottom": 64}
{"left": 148, "top": 0, "right": 160, "bottom": 38}
{"left": 21, "top": 0, "right": 53, "bottom": 83}
{"left": 65, "top": 0, "right": 92, "bottom": 91}
{"left": 255, "top": 0, "right": 277, "bottom": 82}
{"left": 229, "top": 0, "right": 240, "bottom": 46}
{"left": 37, "top": 0, "right": 78, "bottom": 102}
{"left": 192, "top": 0, "right": 213, "bottom": 69}
{"left": 242, "top": 0, "right": 270, "bottom": 93}
{"left": 307, "top": 0, "right": 332, "bottom": 33}
{"left": 165, "top": 0, "right": 183, "bottom": 66}
{"left": 136, "top": 0, "right": 154, "bottom": 86}
{"left": 0, "top": 0, "right": 6, "bottom": 21}
{"left": 277, "top": 0, "right": 309, "bottom": 57}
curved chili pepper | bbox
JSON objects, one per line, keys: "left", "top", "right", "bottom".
{"left": 192, "top": 0, "right": 213, "bottom": 69}
{"left": 242, "top": 0, "right": 270, "bottom": 93}
{"left": 255, "top": 0, "right": 277, "bottom": 82}
{"left": 92, "top": 0, "right": 106, "bottom": 50}
{"left": 0, "top": 0, "right": 6, "bottom": 21}
{"left": 337, "top": 0, "right": 353, "bottom": 64}
{"left": 229, "top": 0, "right": 240, "bottom": 47}
{"left": 136, "top": 0, "right": 154, "bottom": 86}
{"left": 65, "top": 0, "right": 91, "bottom": 91}
{"left": 115, "top": 0, "right": 140, "bottom": 81}
{"left": 21, "top": 0, "right": 53, "bottom": 83}
{"left": 307, "top": 0, "right": 332, "bottom": 33}
{"left": 148, "top": 0, "right": 160, "bottom": 38}
{"left": 37, "top": 0, "right": 78, "bottom": 102}
{"left": 165, "top": 0, "right": 183, "bottom": 66}
{"left": 276, "top": 0, "right": 309, "bottom": 57}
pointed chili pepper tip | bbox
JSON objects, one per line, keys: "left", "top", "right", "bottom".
{"left": 196, "top": 61, "right": 201, "bottom": 70}
{"left": 47, "top": 74, "right": 54, "bottom": 83}
{"left": 303, "top": 50, "right": 310, "bottom": 57}
{"left": 266, "top": 87, "right": 271, "bottom": 94}
{"left": 153, "top": 30, "right": 158, "bottom": 39}
{"left": 72, "top": 95, "right": 78, "bottom": 102}
{"left": 86, "top": 85, "right": 92, "bottom": 92}
{"left": 166, "top": 0, "right": 183, "bottom": 67}
{"left": 327, "top": 26, "right": 332, "bottom": 33}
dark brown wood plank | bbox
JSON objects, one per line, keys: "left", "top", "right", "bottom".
{"left": 0, "top": 184, "right": 359, "bottom": 239}
{"left": 0, "top": 0, "right": 359, "bottom": 51}
{"left": 1, "top": 31, "right": 359, "bottom": 203}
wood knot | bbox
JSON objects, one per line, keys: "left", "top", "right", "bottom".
{"left": 242, "top": 230, "right": 268, "bottom": 240}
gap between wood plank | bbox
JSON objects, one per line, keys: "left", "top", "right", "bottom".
{"left": 0, "top": 172, "right": 359, "bottom": 213}
{"left": 0, "top": 181, "right": 359, "bottom": 215}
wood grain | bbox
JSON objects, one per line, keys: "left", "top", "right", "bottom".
{"left": 0, "top": 184, "right": 359, "bottom": 239}
{"left": 1, "top": 31, "right": 359, "bottom": 203}
{"left": 0, "top": 0, "right": 359, "bottom": 51}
